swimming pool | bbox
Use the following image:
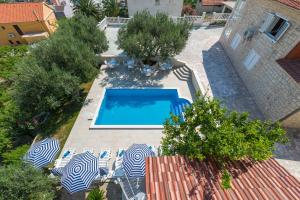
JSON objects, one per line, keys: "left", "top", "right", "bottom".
{"left": 91, "top": 89, "right": 191, "bottom": 128}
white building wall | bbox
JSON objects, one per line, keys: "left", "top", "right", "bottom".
{"left": 127, "top": 0, "right": 183, "bottom": 17}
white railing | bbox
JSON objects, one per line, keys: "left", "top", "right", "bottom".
{"left": 98, "top": 12, "right": 228, "bottom": 29}
{"left": 212, "top": 12, "right": 231, "bottom": 21}
{"left": 98, "top": 17, "right": 107, "bottom": 31}
{"left": 106, "top": 17, "right": 131, "bottom": 25}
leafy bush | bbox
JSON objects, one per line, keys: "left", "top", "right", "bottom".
{"left": 1, "top": 145, "right": 29, "bottom": 165}
{"left": 161, "top": 95, "right": 287, "bottom": 188}
{"left": 117, "top": 11, "right": 191, "bottom": 64}
{"left": 162, "top": 95, "right": 287, "bottom": 161}
{"left": 182, "top": 5, "right": 197, "bottom": 16}
{"left": 57, "top": 15, "right": 108, "bottom": 54}
{"left": 13, "top": 60, "right": 81, "bottom": 117}
{"left": 101, "top": 0, "right": 120, "bottom": 17}
{"left": 0, "top": 164, "right": 56, "bottom": 200}
{"left": 87, "top": 188, "right": 106, "bottom": 200}
{"left": 31, "top": 33, "right": 98, "bottom": 82}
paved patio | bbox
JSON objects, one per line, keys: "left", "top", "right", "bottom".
{"left": 60, "top": 64, "right": 195, "bottom": 167}
{"left": 61, "top": 26, "right": 300, "bottom": 180}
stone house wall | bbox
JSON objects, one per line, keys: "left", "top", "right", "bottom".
{"left": 219, "top": 0, "right": 300, "bottom": 128}
{"left": 127, "top": 0, "right": 183, "bottom": 17}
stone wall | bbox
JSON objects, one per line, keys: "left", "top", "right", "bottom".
{"left": 219, "top": 0, "right": 300, "bottom": 127}
{"left": 127, "top": 0, "right": 183, "bottom": 17}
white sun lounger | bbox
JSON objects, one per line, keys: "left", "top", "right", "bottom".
{"left": 147, "top": 145, "right": 157, "bottom": 155}
{"left": 99, "top": 149, "right": 111, "bottom": 168}
{"left": 115, "top": 148, "right": 125, "bottom": 170}
{"left": 55, "top": 148, "right": 75, "bottom": 168}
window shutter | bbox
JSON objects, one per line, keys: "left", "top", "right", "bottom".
{"left": 243, "top": 49, "right": 260, "bottom": 71}
{"left": 275, "top": 21, "right": 290, "bottom": 42}
{"left": 259, "top": 13, "right": 275, "bottom": 33}
{"left": 231, "top": 33, "right": 241, "bottom": 50}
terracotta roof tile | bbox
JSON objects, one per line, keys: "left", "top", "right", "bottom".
{"left": 0, "top": 2, "right": 46, "bottom": 24}
{"left": 277, "top": 0, "right": 300, "bottom": 10}
{"left": 202, "top": 0, "right": 225, "bottom": 6}
{"left": 146, "top": 156, "right": 300, "bottom": 200}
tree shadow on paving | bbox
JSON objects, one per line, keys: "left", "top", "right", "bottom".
{"left": 99, "top": 65, "right": 170, "bottom": 88}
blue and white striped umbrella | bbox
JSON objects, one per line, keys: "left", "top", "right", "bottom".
{"left": 24, "top": 138, "right": 60, "bottom": 168}
{"left": 123, "top": 144, "right": 155, "bottom": 178}
{"left": 61, "top": 152, "right": 98, "bottom": 194}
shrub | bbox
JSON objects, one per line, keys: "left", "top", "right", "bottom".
{"left": 161, "top": 95, "right": 287, "bottom": 187}
{"left": 1, "top": 145, "right": 30, "bottom": 165}
{"left": 87, "top": 188, "right": 106, "bottom": 200}
{"left": 117, "top": 11, "right": 191, "bottom": 64}
{"left": 0, "top": 164, "right": 56, "bottom": 200}
{"left": 182, "top": 5, "right": 197, "bottom": 16}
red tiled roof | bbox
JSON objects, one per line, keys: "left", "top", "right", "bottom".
{"left": 277, "top": 59, "right": 300, "bottom": 83}
{"left": 0, "top": 2, "right": 46, "bottom": 24}
{"left": 146, "top": 156, "right": 300, "bottom": 200}
{"left": 277, "top": 0, "right": 300, "bottom": 10}
{"left": 202, "top": 0, "right": 225, "bottom": 6}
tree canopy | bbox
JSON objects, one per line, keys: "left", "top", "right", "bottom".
{"left": 31, "top": 33, "right": 98, "bottom": 83}
{"left": 162, "top": 95, "right": 287, "bottom": 162}
{"left": 0, "top": 164, "right": 56, "bottom": 200}
{"left": 57, "top": 15, "right": 109, "bottom": 54}
{"left": 13, "top": 60, "right": 81, "bottom": 117}
{"left": 117, "top": 11, "right": 191, "bottom": 64}
{"left": 72, "top": 0, "right": 102, "bottom": 21}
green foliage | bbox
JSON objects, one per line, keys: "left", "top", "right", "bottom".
{"left": 0, "top": 164, "right": 55, "bottom": 200}
{"left": 221, "top": 170, "right": 231, "bottom": 189}
{"left": 101, "top": 0, "right": 119, "bottom": 17}
{"left": 13, "top": 60, "right": 81, "bottom": 117}
{"left": 162, "top": 95, "right": 287, "bottom": 162}
{"left": 117, "top": 11, "right": 191, "bottom": 64}
{"left": 1, "top": 145, "right": 29, "bottom": 165}
{"left": 0, "top": 131, "right": 12, "bottom": 156}
{"left": 0, "top": 45, "right": 28, "bottom": 79}
{"left": 57, "top": 15, "right": 108, "bottom": 54}
{"left": 184, "top": 0, "right": 197, "bottom": 8}
{"left": 31, "top": 33, "right": 98, "bottom": 82}
{"left": 87, "top": 188, "right": 106, "bottom": 200}
{"left": 72, "top": 0, "right": 102, "bottom": 21}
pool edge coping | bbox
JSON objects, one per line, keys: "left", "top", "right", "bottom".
{"left": 89, "top": 87, "right": 193, "bottom": 129}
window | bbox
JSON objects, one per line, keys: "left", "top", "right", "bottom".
{"left": 155, "top": 0, "right": 160, "bottom": 5}
{"left": 8, "top": 40, "right": 14, "bottom": 45}
{"left": 13, "top": 25, "right": 24, "bottom": 35}
{"left": 243, "top": 49, "right": 260, "bottom": 71}
{"left": 259, "top": 13, "right": 290, "bottom": 43}
{"left": 230, "top": 33, "right": 241, "bottom": 50}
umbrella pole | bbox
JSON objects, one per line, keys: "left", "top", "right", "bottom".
{"left": 125, "top": 172, "right": 136, "bottom": 198}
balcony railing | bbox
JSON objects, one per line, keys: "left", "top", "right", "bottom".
{"left": 98, "top": 12, "right": 229, "bottom": 30}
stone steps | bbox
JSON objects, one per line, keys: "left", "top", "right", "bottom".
{"left": 173, "top": 65, "right": 192, "bottom": 81}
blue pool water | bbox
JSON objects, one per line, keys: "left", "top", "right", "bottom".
{"left": 94, "top": 89, "right": 191, "bottom": 126}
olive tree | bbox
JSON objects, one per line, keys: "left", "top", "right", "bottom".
{"left": 31, "top": 34, "right": 98, "bottom": 82}
{"left": 117, "top": 11, "right": 191, "bottom": 64}
{"left": 57, "top": 15, "right": 109, "bottom": 54}
{"left": 13, "top": 59, "right": 81, "bottom": 117}
{"left": 161, "top": 95, "right": 287, "bottom": 188}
